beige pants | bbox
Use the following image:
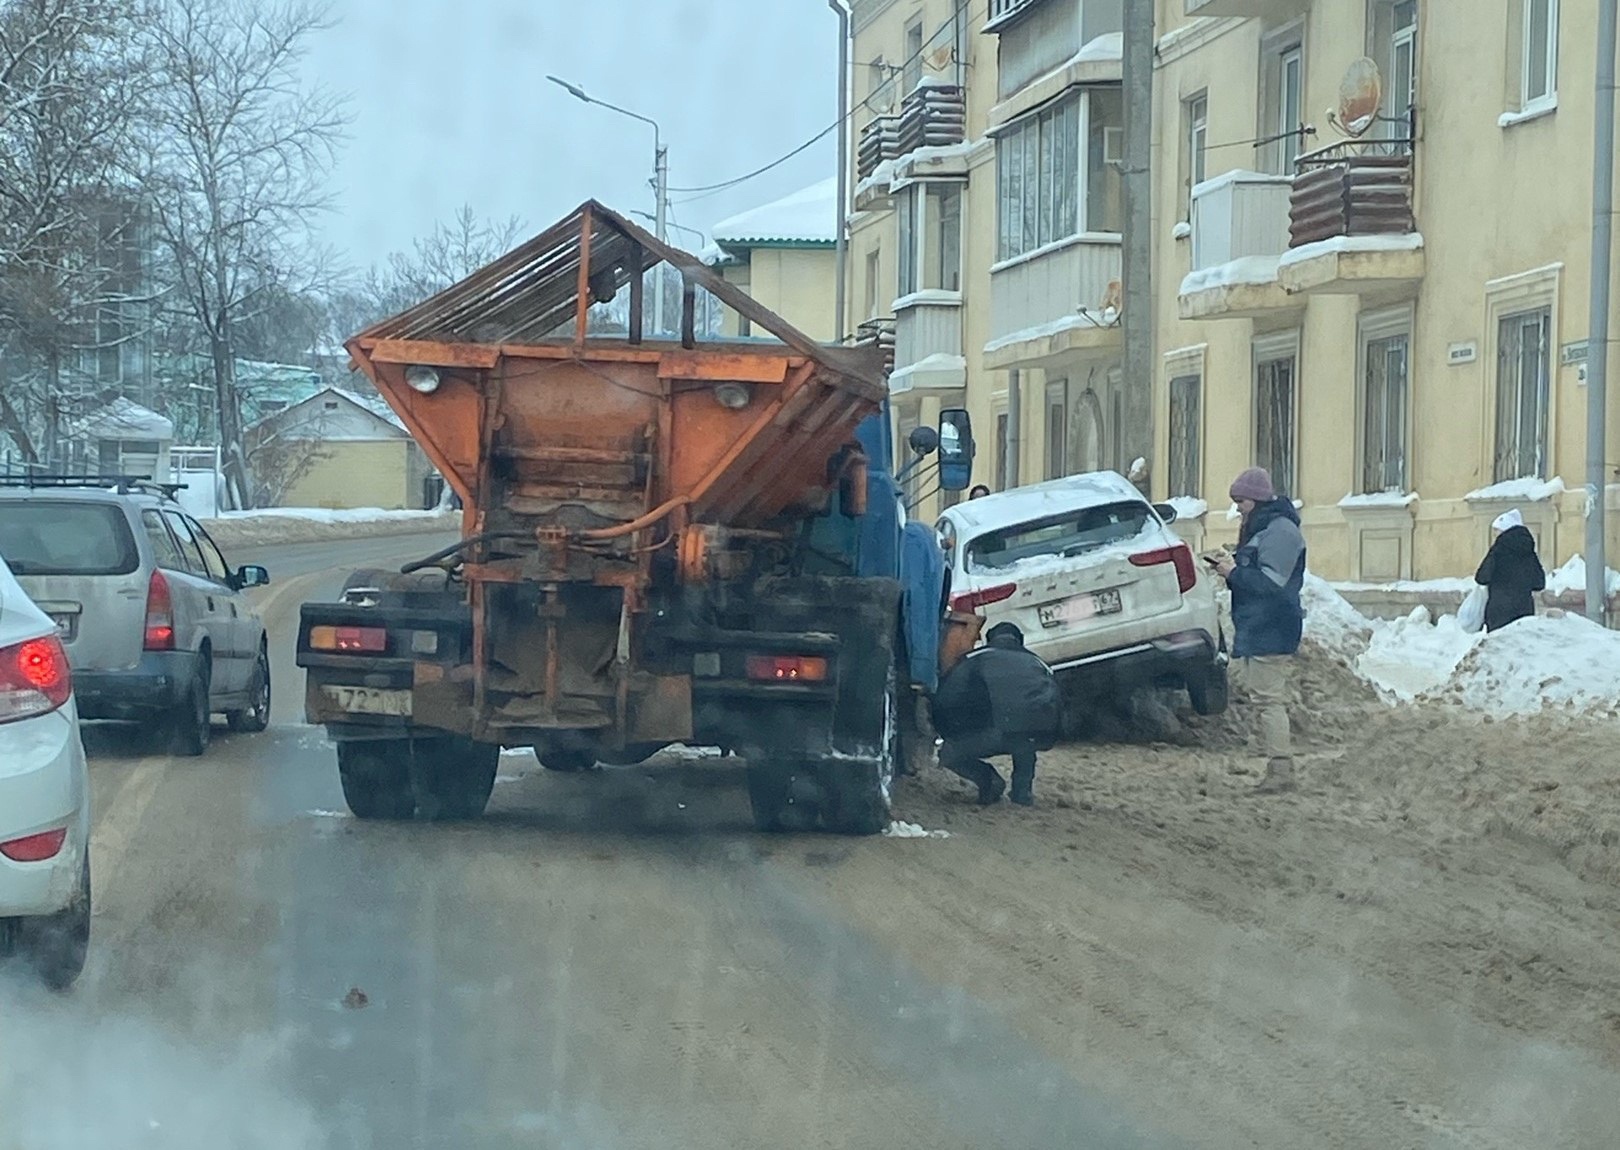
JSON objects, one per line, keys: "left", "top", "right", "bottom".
{"left": 1234, "top": 655, "right": 1293, "bottom": 760}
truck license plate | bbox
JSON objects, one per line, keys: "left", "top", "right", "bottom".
{"left": 1039, "top": 589, "right": 1123, "bottom": 628}
{"left": 321, "top": 685, "right": 412, "bottom": 717}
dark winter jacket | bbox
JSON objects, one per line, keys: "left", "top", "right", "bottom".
{"left": 932, "top": 632, "right": 1061, "bottom": 748}
{"left": 1475, "top": 525, "right": 1545, "bottom": 632}
{"left": 1227, "top": 498, "right": 1307, "bottom": 659}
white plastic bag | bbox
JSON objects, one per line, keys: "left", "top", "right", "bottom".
{"left": 1457, "top": 585, "right": 1487, "bottom": 634}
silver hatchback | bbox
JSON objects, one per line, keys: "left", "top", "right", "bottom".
{"left": 0, "top": 479, "right": 271, "bottom": 755}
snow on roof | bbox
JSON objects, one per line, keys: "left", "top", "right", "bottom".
{"left": 710, "top": 177, "right": 837, "bottom": 248}
{"left": 1076, "top": 32, "right": 1123, "bottom": 63}
{"left": 77, "top": 396, "right": 174, "bottom": 441}
{"left": 1465, "top": 476, "right": 1565, "bottom": 502}
{"left": 329, "top": 387, "right": 406, "bottom": 429}
{"left": 1191, "top": 168, "right": 1290, "bottom": 200}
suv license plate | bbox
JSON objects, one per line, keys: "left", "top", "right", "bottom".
{"left": 321, "top": 685, "right": 412, "bottom": 717}
{"left": 1039, "top": 589, "right": 1123, "bottom": 628}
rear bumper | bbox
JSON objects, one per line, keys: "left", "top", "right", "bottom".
{"left": 1048, "top": 629, "right": 1221, "bottom": 682}
{"left": 0, "top": 706, "right": 90, "bottom": 918}
{"left": 73, "top": 650, "right": 203, "bottom": 721}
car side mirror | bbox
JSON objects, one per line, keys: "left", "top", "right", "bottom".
{"left": 236, "top": 564, "right": 270, "bottom": 589}
{"left": 937, "top": 408, "right": 975, "bottom": 493}
{"left": 1152, "top": 502, "right": 1179, "bottom": 525}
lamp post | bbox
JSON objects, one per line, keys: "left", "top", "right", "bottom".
{"left": 548, "top": 75, "right": 669, "bottom": 334}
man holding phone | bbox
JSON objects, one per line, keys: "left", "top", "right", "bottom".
{"left": 1209, "top": 467, "right": 1306, "bottom": 795}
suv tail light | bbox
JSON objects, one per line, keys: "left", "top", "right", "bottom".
{"left": 1130, "top": 544, "right": 1198, "bottom": 594}
{"left": 0, "top": 634, "right": 71, "bottom": 724}
{"left": 144, "top": 569, "right": 175, "bottom": 650}
{"left": 950, "top": 583, "right": 1018, "bottom": 613}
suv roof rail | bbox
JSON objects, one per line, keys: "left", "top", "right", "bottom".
{"left": 0, "top": 474, "right": 188, "bottom": 499}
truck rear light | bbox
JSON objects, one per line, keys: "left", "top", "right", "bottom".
{"left": 1130, "top": 544, "right": 1198, "bottom": 594}
{"left": 309, "top": 625, "right": 389, "bottom": 654}
{"left": 745, "top": 655, "right": 828, "bottom": 682}
{"left": 144, "top": 569, "right": 175, "bottom": 650}
{"left": 0, "top": 635, "right": 72, "bottom": 724}
{"left": 949, "top": 583, "right": 1018, "bottom": 613}
{"left": 0, "top": 827, "right": 67, "bottom": 863}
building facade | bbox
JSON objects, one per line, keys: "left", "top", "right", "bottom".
{"left": 706, "top": 178, "right": 841, "bottom": 343}
{"left": 1156, "top": 0, "right": 1617, "bottom": 580}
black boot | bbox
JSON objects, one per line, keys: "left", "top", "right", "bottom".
{"left": 977, "top": 772, "right": 1006, "bottom": 806}
{"left": 1010, "top": 744, "right": 1036, "bottom": 806}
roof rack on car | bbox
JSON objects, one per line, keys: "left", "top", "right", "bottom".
{"left": 0, "top": 474, "right": 188, "bottom": 498}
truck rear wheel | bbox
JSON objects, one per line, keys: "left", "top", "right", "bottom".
{"left": 412, "top": 738, "right": 499, "bottom": 821}
{"left": 745, "top": 760, "right": 821, "bottom": 833}
{"left": 337, "top": 741, "right": 416, "bottom": 820}
{"left": 820, "top": 667, "right": 899, "bottom": 836}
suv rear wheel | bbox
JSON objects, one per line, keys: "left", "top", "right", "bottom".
{"left": 1186, "top": 660, "right": 1230, "bottom": 716}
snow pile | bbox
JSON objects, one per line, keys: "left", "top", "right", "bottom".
{"left": 884, "top": 821, "right": 950, "bottom": 839}
{"left": 1428, "top": 613, "right": 1620, "bottom": 717}
{"left": 1356, "top": 607, "right": 1476, "bottom": 700}
{"left": 1301, "top": 574, "right": 1374, "bottom": 663}
{"left": 215, "top": 506, "right": 446, "bottom": 524}
{"left": 1545, "top": 555, "right": 1620, "bottom": 598}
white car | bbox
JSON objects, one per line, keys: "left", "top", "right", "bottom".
{"left": 0, "top": 553, "right": 91, "bottom": 990}
{"left": 937, "top": 470, "right": 1228, "bottom": 717}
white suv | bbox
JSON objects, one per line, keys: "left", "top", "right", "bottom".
{"left": 0, "top": 553, "right": 91, "bottom": 990}
{"left": 936, "top": 471, "right": 1227, "bottom": 717}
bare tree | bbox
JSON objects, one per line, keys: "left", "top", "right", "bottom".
{"left": 0, "top": 0, "right": 150, "bottom": 466}
{"left": 139, "top": 0, "right": 346, "bottom": 507}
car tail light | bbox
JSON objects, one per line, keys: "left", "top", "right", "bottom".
{"left": 1131, "top": 544, "right": 1198, "bottom": 594}
{"left": 144, "top": 569, "right": 175, "bottom": 651}
{"left": 0, "top": 635, "right": 71, "bottom": 724}
{"left": 308, "top": 625, "right": 388, "bottom": 654}
{"left": 745, "top": 655, "right": 828, "bottom": 682}
{"left": 0, "top": 827, "right": 67, "bottom": 862}
{"left": 949, "top": 583, "right": 1018, "bottom": 613}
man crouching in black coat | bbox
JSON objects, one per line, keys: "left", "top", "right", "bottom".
{"left": 931, "top": 622, "right": 1061, "bottom": 807}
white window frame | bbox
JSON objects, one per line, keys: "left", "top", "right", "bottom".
{"left": 1259, "top": 26, "right": 1306, "bottom": 175}
{"left": 1356, "top": 304, "right": 1415, "bottom": 495}
{"left": 1482, "top": 263, "right": 1561, "bottom": 483}
{"left": 1252, "top": 330, "right": 1301, "bottom": 499}
{"left": 903, "top": 17, "right": 924, "bottom": 96}
{"left": 1184, "top": 92, "right": 1208, "bottom": 214}
{"left": 997, "top": 90, "right": 1111, "bottom": 263}
{"left": 1521, "top": 0, "right": 1559, "bottom": 113}
{"left": 896, "top": 181, "right": 965, "bottom": 305}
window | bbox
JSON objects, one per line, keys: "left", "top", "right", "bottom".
{"left": 190, "top": 518, "right": 232, "bottom": 583}
{"left": 864, "top": 248, "right": 880, "bottom": 319}
{"left": 995, "top": 412, "right": 1011, "bottom": 491}
{"left": 141, "top": 510, "right": 187, "bottom": 571}
{"left": 966, "top": 502, "right": 1155, "bottom": 574}
{"left": 163, "top": 509, "right": 207, "bottom": 574}
{"left": 1523, "top": 0, "right": 1558, "bottom": 108}
{"left": 1087, "top": 88, "right": 1124, "bottom": 235}
{"left": 1389, "top": 1, "right": 1417, "bottom": 142}
{"left": 1254, "top": 339, "right": 1298, "bottom": 498}
{"left": 1361, "top": 328, "right": 1411, "bottom": 493}
{"left": 898, "top": 183, "right": 964, "bottom": 298}
{"left": 1494, "top": 307, "right": 1552, "bottom": 481}
{"left": 1261, "top": 38, "right": 1305, "bottom": 174}
{"left": 1045, "top": 378, "right": 1069, "bottom": 480}
{"left": 996, "top": 93, "right": 1082, "bottom": 260}
{"left": 903, "top": 18, "right": 924, "bottom": 95}
{"left": 868, "top": 58, "right": 894, "bottom": 113}
{"left": 0, "top": 502, "right": 139, "bottom": 576}
{"left": 1168, "top": 374, "right": 1202, "bottom": 498}
{"left": 1184, "top": 93, "right": 1208, "bottom": 212}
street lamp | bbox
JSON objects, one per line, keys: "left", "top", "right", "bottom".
{"left": 547, "top": 75, "right": 669, "bottom": 335}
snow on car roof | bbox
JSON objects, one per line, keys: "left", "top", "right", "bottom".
{"left": 942, "top": 470, "right": 1148, "bottom": 532}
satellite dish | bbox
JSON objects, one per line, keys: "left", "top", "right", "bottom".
{"left": 925, "top": 44, "right": 955, "bottom": 73}
{"left": 1334, "top": 57, "right": 1383, "bottom": 138}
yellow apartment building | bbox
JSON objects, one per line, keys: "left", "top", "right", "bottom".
{"left": 706, "top": 178, "right": 841, "bottom": 342}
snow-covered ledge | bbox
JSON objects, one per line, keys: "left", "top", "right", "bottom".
{"left": 1277, "top": 232, "right": 1425, "bottom": 296}
{"left": 1338, "top": 491, "right": 1420, "bottom": 583}
{"left": 887, "top": 353, "right": 967, "bottom": 395}
{"left": 1465, "top": 476, "right": 1565, "bottom": 559}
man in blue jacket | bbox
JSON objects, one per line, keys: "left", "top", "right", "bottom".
{"left": 1212, "top": 467, "right": 1306, "bottom": 795}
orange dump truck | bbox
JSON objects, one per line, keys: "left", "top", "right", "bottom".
{"left": 296, "top": 203, "right": 977, "bottom": 834}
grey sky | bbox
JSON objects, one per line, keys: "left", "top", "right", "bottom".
{"left": 307, "top": 0, "right": 840, "bottom": 269}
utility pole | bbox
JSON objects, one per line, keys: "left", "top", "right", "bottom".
{"left": 1006, "top": 370, "right": 1022, "bottom": 489}
{"left": 1121, "top": 0, "right": 1155, "bottom": 494}
{"left": 654, "top": 140, "right": 669, "bottom": 336}
{"left": 829, "top": 0, "right": 851, "bottom": 344}
{"left": 1588, "top": 0, "right": 1618, "bottom": 622}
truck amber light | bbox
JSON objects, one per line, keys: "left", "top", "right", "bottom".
{"left": 949, "top": 583, "right": 1017, "bottom": 613}
{"left": 1130, "top": 544, "right": 1198, "bottom": 594}
{"left": 746, "top": 655, "right": 828, "bottom": 682}
{"left": 310, "top": 625, "right": 388, "bottom": 653}
{"left": 1, "top": 827, "right": 66, "bottom": 862}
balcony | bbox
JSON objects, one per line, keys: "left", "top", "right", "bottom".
{"left": 985, "top": 238, "right": 1122, "bottom": 370}
{"left": 1185, "top": 0, "right": 1308, "bottom": 18}
{"left": 1178, "top": 171, "right": 1294, "bottom": 321}
{"left": 891, "top": 293, "right": 965, "bottom": 393}
{"left": 857, "top": 82, "right": 967, "bottom": 208}
{"left": 854, "top": 318, "right": 896, "bottom": 378}
{"left": 1279, "top": 149, "right": 1424, "bottom": 296}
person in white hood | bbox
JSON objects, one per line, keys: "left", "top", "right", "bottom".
{"left": 1474, "top": 508, "right": 1545, "bottom": 631}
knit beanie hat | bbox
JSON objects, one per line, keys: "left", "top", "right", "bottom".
{"left": 1229, "top": 467, "right": 1276, "bottom": 503}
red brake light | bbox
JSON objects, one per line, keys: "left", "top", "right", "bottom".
{"left": 949, "top": 583, "right": 1018, "bottom": 613}
{"left": 0, "top": 635, "right": 71, "bottom": 724}
{"left": 1131, "top": 544, "right": 1198, "bottom": 594}
{"left": 745, "top": 655, "right": 828, "bottom": 682}
{"left": 145, "top": 569, "right": 175, "bottom": 651}
{"left": 0, "top": 827, "right": 67, "bottom": 862}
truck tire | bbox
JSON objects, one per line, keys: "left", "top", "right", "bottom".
{"left": 746, "top": 760, "right": 822, "bottom": 833}
{"left": 539, "top": 749, "right": 597, "bottom": 773}
{"left": 1186, "top": 661, "right": 1230, "bottom": 716}
{"left": 820, "top": 665, "right": 899, "bottom": 836}
{"left": 337, "top": 741, "right": 416, "bottom": 820}
{"left": 411, "top": 738, "right": 499, "bottom": 821}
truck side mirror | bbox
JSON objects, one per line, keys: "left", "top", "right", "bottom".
{"left": 937, "top": 408, "right": 974, "bottom": 492}
{"left": 907, "top": 426, "right": 940, "bottom": 457}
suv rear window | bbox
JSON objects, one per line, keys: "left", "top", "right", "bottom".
{"left": 0, "top": 501, "right": 140, "bottom": 576}
{"left": 966, "top": 500, "right": 1154, "bottom": 573}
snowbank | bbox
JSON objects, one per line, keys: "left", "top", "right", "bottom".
{"left": 1545, "top": 555, "right": 1620, "bottom": 598}
{"left": 215, "top": 507, "right": 446, "bottom": 525}
{"left": 1302, "top": 574, "right": 1374, "bottom": 664}
{"left": 1357, "top": 607, "right": 1476, "bottom": 700}
{"left": 202, "top": 507, "right": 458, "bottom": 550}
